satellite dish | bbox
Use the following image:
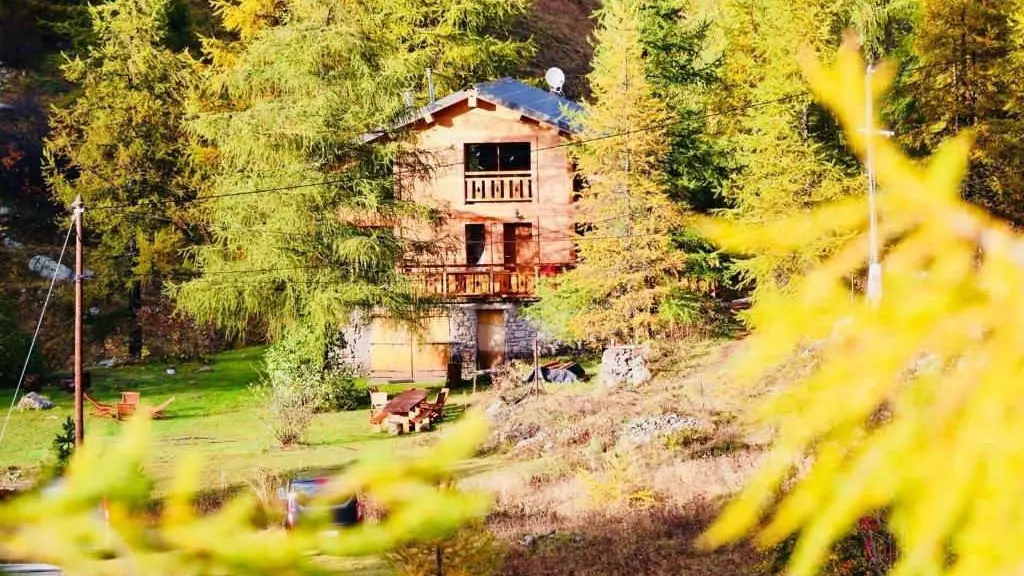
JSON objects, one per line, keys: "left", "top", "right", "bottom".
{"left": 545, "top": 67, "right": 566, "bottom": 94}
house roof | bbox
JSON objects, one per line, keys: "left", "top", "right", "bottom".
{"left": 362, "top": 78, "right": 584, "bottom": 142}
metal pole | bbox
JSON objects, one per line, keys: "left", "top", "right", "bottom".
{"left": 72, "top": 196, "right": 85, "bottom": 447}
{"left": 865, "top": 65, "right": 882, "bottom": 307}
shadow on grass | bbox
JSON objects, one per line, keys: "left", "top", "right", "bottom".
{"left": 496, "top": 500, "right": 762, "bottom": 576}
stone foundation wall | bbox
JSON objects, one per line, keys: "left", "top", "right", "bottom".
{"left": 449, "top": 305, "right": 477, "bottom": 378}
{"left": 329, "top": 303, "right": 571, "bottom": 379}
{"left": 503, "top": 303, "right": 564, "bottom": 359}
{"left": 327, "top": 310, "right": 371, "bottom": 376}
{"left": 504, "top": 304, "right": 536, "bottom": 359}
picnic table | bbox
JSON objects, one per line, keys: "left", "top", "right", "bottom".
{"left": 379, "top": 389, "right": 429, "bottom": 434}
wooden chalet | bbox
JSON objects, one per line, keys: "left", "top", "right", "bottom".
{"left": 338, "top": 78, "right": 583, "bottom": 381}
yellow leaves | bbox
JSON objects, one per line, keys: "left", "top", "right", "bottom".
{"left": 0, "top": 412, "right": 492, "bottom": 574}
{"left": 699, "top": 40, "right": 1024, "bottom": 576}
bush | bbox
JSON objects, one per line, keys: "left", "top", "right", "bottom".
{"left": 51, "top": 416, "right": 75, "bottom": 475}
{"left": 251, "top": 369, "right": 318, "bottom": 447}
{"left": 312, "top": 369, "right": 365, "bottom": 412}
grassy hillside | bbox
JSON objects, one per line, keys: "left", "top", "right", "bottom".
{"left": 522, "top": 0, "right": 599, "bottom": 99}
{"left": 0, "top": 347, "right": 470, "bottom": 488}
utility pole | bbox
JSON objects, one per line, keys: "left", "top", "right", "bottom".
{"left": 862, "top": 64, "right": 893, "bottom": 308}
{"left": 72, "top": 196, "right": 85, "bottom": 447}
{"left": 532, "top": 333, "right": 540, "bottom": 396}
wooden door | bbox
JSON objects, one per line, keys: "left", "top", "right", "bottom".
{"left": 477, "top": 310, "right": 506, "bottom": 369}
{"left": 502, "top": 223, "right": 536, "bottom": 266}
{"left": 370, "top": 315, "right": 451, "bottom": 381}
{"left": 370, "top": 317, "right": 414, "bottom": 381}
{"left": 412, "top": 315, "right": 451, "bottom": 381}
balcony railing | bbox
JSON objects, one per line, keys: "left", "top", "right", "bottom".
{"left": 464, "top": 171, "right": 533, "bottom": 203}
{"left": 402, "top": 263, "right": 569, "bottom": 299}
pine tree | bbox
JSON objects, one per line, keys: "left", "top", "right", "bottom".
{"left": 529, "top": 0, "right": 690, "bottom": 344}
{"left": 173, "top": 0, "right": 531, "bottom": 369}
{"left": 638, "top": 0, "right": 732, "bottom": 305}
{"left": 44, "top": 0, "right": 196, "bottom": 359}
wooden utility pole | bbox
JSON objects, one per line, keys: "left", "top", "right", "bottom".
{"left": 72, "top": 196, "right": 85, "bottom": 447}
{"left": 532, "top": 333, "right": 540, "bottom": 395}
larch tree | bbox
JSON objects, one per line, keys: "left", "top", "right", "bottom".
{"left": 702, "top": 0, "right": 865, "bottom": 296}
{"left": 900, "top": 0, "right": 1024, "bottom": 224}
{"left": 528, "top": 0, "right": 691, "bottom": 345}
{"left": 44, "top": 0, "right": 197, "bottom": 359}
{"left": 702, "top": 0, "right": 919, "bottom": 299}
{"left": 172, "top": 0, "right": 532, "bottom": 370}
{"left": 702, "top": 41, "right": 1024, "bottom": 576}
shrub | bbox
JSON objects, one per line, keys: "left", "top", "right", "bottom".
{"left": 312, "top": 370, "right": 365, "bottom": 412}
{"left": 578, "top": 452, "right": 657, "bottom": 511}
{"left": 246, "top": 467, "right": 286, "bottom": 528}
{"left": 51, "top": 416, "right": 76, "bottom": 475}
{"left": 251, "top": 369, "right": 317, "bottom": 446}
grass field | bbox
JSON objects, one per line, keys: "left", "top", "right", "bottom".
{"left": 0, "top": 347, "right": 469, "bottom": 489}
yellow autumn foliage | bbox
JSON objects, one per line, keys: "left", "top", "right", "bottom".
{"left": 699, "top": 40, "right": 1024, "bottom": 576}
{"left": 0, "top": 412, "right": 491, "bottom": 574}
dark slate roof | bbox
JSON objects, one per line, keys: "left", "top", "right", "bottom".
{"left": 364, "top": 78, "right": 583, "bottom": 141}
{"left": 467, "top": 77, "right": 583, "bottom": 133}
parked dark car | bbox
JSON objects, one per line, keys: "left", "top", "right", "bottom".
{"left": 278, "top": 477, "right": 361, "bottom": 530}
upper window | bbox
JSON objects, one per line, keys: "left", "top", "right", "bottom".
{"left": 465, "top": 143, "right": 532, "bottom": 173}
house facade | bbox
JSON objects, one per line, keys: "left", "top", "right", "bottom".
{"left": 335, "top": 78, "right": 583, "bottom": 381}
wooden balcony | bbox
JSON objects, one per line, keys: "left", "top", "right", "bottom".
{"left": 402, "top": 263, "right": 569, "bottom": 299}
{"left": 464, "top": 171, "right": 533, "bottom": 203}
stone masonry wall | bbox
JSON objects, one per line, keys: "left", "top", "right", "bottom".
{"left": 328, "top": 310, "right": 371, "bottom": 376}
{"left": 449, "top": 305, "right": 477, "bottom": 378}
{"left": 504, "top": 303, "right": 564, "bottom": 359}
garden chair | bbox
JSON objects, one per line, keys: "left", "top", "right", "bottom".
{"left": 369, "top": 391, "right": 388, "bottom": 420}
{"left": 116, "top": 402, "right": 137, "bottom": 421}
{"left": 84, "top": 392, "right": 115, "bottom": 418}
{"left": 410, "top": 406, "right": 433, "bottom": 432}
{"left": 121, "top": 391, "right": 141, "bottom": 406}
{"left": 419, "top": 388, "right": 449, "bottom": 426}
{"left": 149, "top": 396, "right": 176, "bottom": 419}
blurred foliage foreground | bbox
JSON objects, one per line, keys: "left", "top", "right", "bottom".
{"left": 0, "top": 414, "right": 490, "bottom": 575}
{"left": 700, "top": 41, "right": 1024, "bottom": 576}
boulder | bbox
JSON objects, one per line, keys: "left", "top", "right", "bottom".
{"left": 484, "top": 399, "right": 511, "bottom": 422}
{"left": 28, "top": 255, "right": 73, "bottom": 281}
{"left": 17, "top": 392, "right": 54, "bottom": 411}
{"left": 599, "top": 346, "right": 651, "bottom": 387}
{"left": 621, "top": 413, "right": 701, "bottom": 445}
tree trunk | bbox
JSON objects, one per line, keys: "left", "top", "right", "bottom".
{"left": 127, "top": 238, "right": 143, "bottom": 360}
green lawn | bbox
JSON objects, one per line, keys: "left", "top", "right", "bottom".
{"left": 0, "top": 347, "right": 470, "bottom": 489}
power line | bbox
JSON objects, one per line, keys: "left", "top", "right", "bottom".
{"left": 77, "top": 54, "right": 993, "bottom": 218}
{"left": 0, "top": 222, "right": 75, "bottom": 448}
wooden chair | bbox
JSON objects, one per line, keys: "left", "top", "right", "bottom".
{"left": 410, "top": 409, "right": 432, "bottom": 432}
{"left": 116, "top": 402, "right": 137, "bottom": 421}
{"left": 121, "top": 391, "right": 141, "bottom": 406}
{"left": 369, "top": 391, "right": 389, "bottom": 421}
{"left": 149, "top": 396, "right": 176, "bottom": 419}
{"left": 84, "top": 392, "right": 116, "bottom": 418}
{"left": 419, "top": 388, "right": 450, "bottom": 426}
